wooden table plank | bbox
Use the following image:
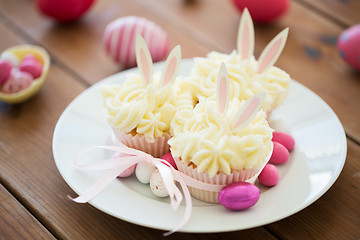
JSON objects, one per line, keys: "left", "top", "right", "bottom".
{"left": 0, "top": 21, "right": 277, "bottom": 240}
{"left": 266, "top": 139, "right": 360, "bottom": 239}
{"left": 296, "top": 0, "right": 360, "bottom": 27}
{"left": 0, "top": 184, "right": 56, "bottom": 240}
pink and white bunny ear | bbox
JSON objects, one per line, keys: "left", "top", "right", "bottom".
{"left": 237, "top": 8, "right": 255, "bottom": 60}
{"left": 233, "top": 92, "right": 265, "bottom": 133}
{"left": 135, "top": 34, "right": 153, "bottom": 85}
{"left": 160, "top": 45, "right": 181, "bottom": 86}
{"left": 257, "top": 28, "right": 289, "bottom": 73}
{"left": 216, "top": 62, "right": 229, "bottom": 114}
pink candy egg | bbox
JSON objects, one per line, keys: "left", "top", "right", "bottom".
{"left": 218, "top": 182, "right": 260, "bottom": 210}
{"left": 161, "top": 152, "right": 177, "bottom": 170}
{"left": 111, "top": 152, "right": 136, "bottom": 177}
{"left": 272, "top": 131, "right": 295, "bottom": 151}
{"left": 2, "top": 69, "right": 33, "bottom": 94}
{"left": 103, "top": 16, "right": 170, "bottom": 69}
{"left": 20, "top": 59, "right": 43, "bottom": 79}
{"left": 232, "top": 0, "right": 289, "bottom": 23}
{"left": 269, "top": 141, "right": 289, "bottom": 164}
{"left": 150, "top": 169, "right": 169, "bottom": 197}
{"left": 258, "top": 163, "right": 279, "bottom": 187}
{"left": 337, "top": 24, "right": 360, "bottom": 71}
{"left": 0, "top": 60, "right": 12, "bottom": 85}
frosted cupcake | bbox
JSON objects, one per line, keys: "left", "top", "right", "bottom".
{"left": 169, "top": 63, "right": 273, "bottom": 203}
{"left": 102, "top": 34, "right": 193, "bottom": 157}
{"left": 178, "top": 9, "right": 291, "bottom": 114}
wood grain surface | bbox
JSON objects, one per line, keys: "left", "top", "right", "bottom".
{"left": 0, "top": 0, "right": 359, "bottom": 239}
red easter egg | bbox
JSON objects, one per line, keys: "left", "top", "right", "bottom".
{"left": 232, "top": 0, "right": 289, "bottom": 23}
{"left": 161, "top": 152, "right": 177, "bottom": 170}
{"left": 337, "top": 24, "right": 360, "bottom": 71}
{"left": 103, "top": 16, "right": 170, "bottom": 69}
{"left": 36, "top": 0, "right": 95, "bottom": 23}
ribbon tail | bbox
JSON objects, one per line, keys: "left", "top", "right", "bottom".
{"left": 163, "top": 169, "right": 193, "bottom": 237}
{"left": 69, "top": 163, "right": 133, "bottom": 203}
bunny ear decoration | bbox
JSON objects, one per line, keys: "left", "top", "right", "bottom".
{"left": 257, "top": 28, "right": 289, "bottom": 73}
{"left": 232, "top": 92, "right": 265, "bottom": 133}
{"left": 216, "top": 63, "right": 229, "bottom": 114}
{"left": 135, "top": 34, "right": 153, "bottom": 85}
{"left": 160, "top": 45, "right": 181, "bottom": 86}
{"left": 237, "top": 8, "right": 255, "bottom": 60}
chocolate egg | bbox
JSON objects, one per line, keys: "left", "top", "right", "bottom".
{"left": 135, "top": 161, "right": 156, "bottom": 184}
{"left": 218, "top": 182, "right": 260, "bottom": 210}
{"left": 150, "top": 169, "right": 169, "bottom": 197}
{"left": 337, "top": 24, "right": 360, "bottom": 71}
{"left": 103, "top": 16, "right": 170, "bottom": 69}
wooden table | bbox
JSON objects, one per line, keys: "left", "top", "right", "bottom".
{"left": 1, "top": 0, "right": 359, "bottom": 239}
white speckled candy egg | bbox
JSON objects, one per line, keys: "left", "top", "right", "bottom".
{"left": 103, "top": 16, "right": 170, "bottom": 68}
{"left": 135, "top": 161, "right": 156, "bottom": 184}
{"left": 150, "top": 169, "right": 169, "bottom": 197}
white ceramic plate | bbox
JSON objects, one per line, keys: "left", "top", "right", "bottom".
{"left": 53, "top": 59, "right": 347, "bottom": 233}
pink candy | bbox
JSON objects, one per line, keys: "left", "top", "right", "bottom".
{"left": 112, "top": 153, "right": 136, "bottom": 177}
{"left": 269, "top": 141, "right": 289, "bottom": 164}
{"left": 2, "top": 69, "right": 33, "bottom": 94}
{"left": 161, "top": 152, "right": 177, "bottom": 170}
{"left": 272, "top": 131, "right": 295, "bottom": 151}
{"left": 0, "top": 60, "right": 12, "bottom": 85}
{"left": 20, "top": 54, "right": 43, "bottom": 79}
{"left": 103, "top": 16, "right": 170, "bottom": 68}
{"left": 258, "top": 163, "right": 279, "bottom": 187}
{"left": 218, "top": 182, "right": 260, "bottom": 210}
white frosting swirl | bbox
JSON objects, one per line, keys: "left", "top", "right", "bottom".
{"left": 169, "top": 98, "right": 273, "bottom": 177}
{"left": 103, "top": 72, "right": 194, "bottom": 143}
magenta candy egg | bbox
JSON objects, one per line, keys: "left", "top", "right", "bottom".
{"left": 161, "top": 152, "right": 177, "bottom": 170}
{"left": 269, "top": 141, "right": 289, "bottom": 164}
{"left": 337, "top": 24, "right": 360, "bottom": 71}
{"left": 103, "top": 16, "right": 170, "bottom": 69}
{"left": 258, "top": 164, "right": 279, "bottom": 187}
{"left": 272, "top": 131, "right": 295, "bottom": 151}
{"left": 218, "top": 182, "right": 260, "bottom": 210}
{"left": 20, "top": 59, "right": 43, "bottom": 79}
{"left": 0, "top": 60, "right": 12, "bottom": 85}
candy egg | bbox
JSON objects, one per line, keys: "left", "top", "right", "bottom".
{"left": 20, "top": 59, "right": 43, "bottom": 79}
{"left": 0, "top": 60, "right": 12, "bottom": 85}
{"left": 337, "top": 24, "right": 360, "bottom": 71}
{"left": 161, "top": 152, "right": 177, "bottom": 170}
{"left": 218, "top": 182, "right": 260, "bottom": 210}
{"left": 111, "top": 152, "right": 136, "bottom": 177}
{"left": 272, "top": 131, "right": 295, "bottom": 151}
{"left": 269, "top": 141, "right": 289, "bottom": 164}
{"left": 232, "top": 0, "right": 289, "bottom": 23}
{"left": 135, "top": 161, "right": 156, "bottom": 184}
{"left": 2, "top": 69, "right": 34, "bottom": 94}
{"left": 258, "top": 163, "right": 279, "bottom": 187}
{"left": 0, "top": 51, "right": 19, "bottom": 67}
{"left": 103, "top": 16, "right": 170, "bottom": 68}
{"left": 150, "top": 169, "right": 169, "bottom": 197}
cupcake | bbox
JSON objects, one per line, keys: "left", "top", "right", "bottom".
{"left": 102, "top": 34, "right": 193, "bottom": 157}
{"left": 177, "top": 8, "right": 291, "bottom": 115}
{"left": 169, "top": 63, "right": 273, "bottom": 203}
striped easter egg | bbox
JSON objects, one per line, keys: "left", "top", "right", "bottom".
{"left": 103, "top": 16, "right": 170, "bottom": 69}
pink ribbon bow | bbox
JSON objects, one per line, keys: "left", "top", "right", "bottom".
{"left": 69, "top": 143, "right": 225, "bottom": 236}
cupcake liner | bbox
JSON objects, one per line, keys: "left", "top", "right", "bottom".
{"left": 113, "top": 128, "right": 171, "bottom": 158}
{"left": 173, "top": 155, "right": 269, "bottom": 203}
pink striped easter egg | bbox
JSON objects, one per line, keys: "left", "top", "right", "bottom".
{"left": 103, "top": 16, "right": 170, "bottom": 69}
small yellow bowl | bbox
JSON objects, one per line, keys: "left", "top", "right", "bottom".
{"left": 0, "top": 44, "right": 50, "bottom": 104}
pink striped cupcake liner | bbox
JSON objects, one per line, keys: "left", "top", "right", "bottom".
{"left": 113, "top": 128, "right": 171, "bottom": 158}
